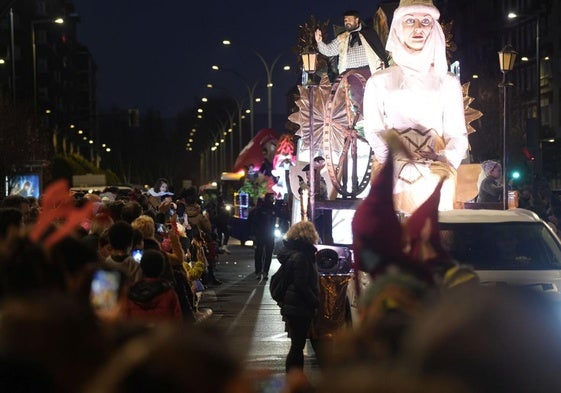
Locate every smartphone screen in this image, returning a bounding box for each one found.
[90,269,121,311]
[132,249,143,263]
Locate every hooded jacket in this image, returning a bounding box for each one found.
[124,277,182,322]
[276,239,320,319]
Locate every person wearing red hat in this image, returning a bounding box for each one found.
[363,0,468,214]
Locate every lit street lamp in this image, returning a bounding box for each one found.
[498,44,517,210]
[301,51,318,223]
[221,110,236,168]
[211,65,258,137]
[211,115,233,173]
[203,85,246,157]
[31,17,64,111]
[255,51,282,130]
[222,40,289,129]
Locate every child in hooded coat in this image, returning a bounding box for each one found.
[123,249,182,324]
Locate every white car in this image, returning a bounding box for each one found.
[439,208,561,299]
[347,208,561,324]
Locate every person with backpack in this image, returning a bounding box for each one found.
[274,220,320,373]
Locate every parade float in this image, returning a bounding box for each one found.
[220,128,283,244]
[282,10,490,338]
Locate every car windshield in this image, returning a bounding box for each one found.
[439,222,561,270]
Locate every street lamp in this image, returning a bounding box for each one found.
[210,135,224,181]
[222,40,287,129]
[8,7,15,100]
[301,51,317,222]
[221,110,236,168]
[211,65,258,137]
[198,94,243,177]
[203,85,246,157]
[211,116,232,174]
[498,44,517,210]
[508,10,541,174]
[31,17,64,111]
[256,51,282,130]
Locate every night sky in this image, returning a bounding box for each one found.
[72,0,388,120]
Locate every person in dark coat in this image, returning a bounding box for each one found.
[249,193,277,280]
[276,220,320,372]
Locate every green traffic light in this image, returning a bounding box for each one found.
[511,171,521,180]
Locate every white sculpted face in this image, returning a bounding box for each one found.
[401,13,434,51]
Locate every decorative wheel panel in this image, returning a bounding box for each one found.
[322,69,373,198]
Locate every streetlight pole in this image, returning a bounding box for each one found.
[31,17,64,111]
[9,8,16,100]
[198,99,237,177]
[535,14,541,174]
[246,82,257,137]
[203,84,249,155]
[213,117,231,175]
[308,84,316,223]
[222,110,236,168]
[498,44,517,210]
[253,51,282,129]
[302,51,318,223]
[211,65,258,137]
[221,40,287,129]
[31,21,37,110]
[508,10,541,174]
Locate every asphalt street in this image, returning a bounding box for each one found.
[198,242,322,386]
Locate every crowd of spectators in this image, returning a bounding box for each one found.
[0,178,243,392]
[3,171,561,393]
[515,176,561,235]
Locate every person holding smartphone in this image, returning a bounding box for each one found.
[101,221,143,284]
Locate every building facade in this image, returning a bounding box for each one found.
[0,0,99,160]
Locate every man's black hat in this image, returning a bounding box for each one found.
[343,10,360,17]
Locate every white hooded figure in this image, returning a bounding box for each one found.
[363,0,468,213]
